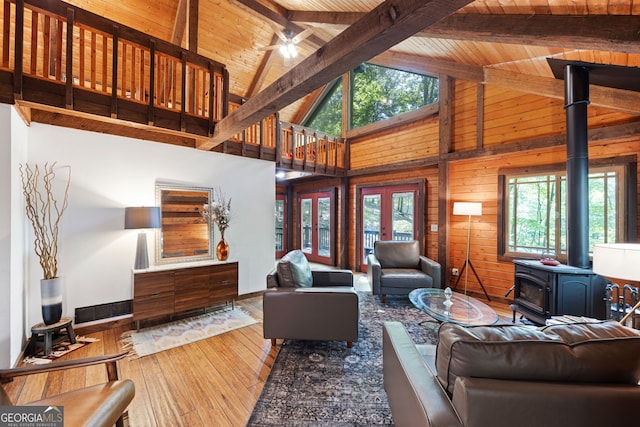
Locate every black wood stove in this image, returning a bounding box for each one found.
[512,260,608,325]
[511,62,614,325]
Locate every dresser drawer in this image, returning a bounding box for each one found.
[134,271,174,298]
[133,291,175,320]
[209,262,238,305]
[175,266,210,312]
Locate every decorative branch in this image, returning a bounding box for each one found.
[20,162,71,280]
[201,187,231,234]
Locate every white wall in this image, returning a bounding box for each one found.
[0,104,13,367]
[22,123,275,333]
[0,105,28,368]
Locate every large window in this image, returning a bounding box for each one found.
[305,79,343,136]
[303,63,438,135]
[351,63,438,129]
[501,164,631,259]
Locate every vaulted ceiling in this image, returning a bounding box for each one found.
[55,0,640,136]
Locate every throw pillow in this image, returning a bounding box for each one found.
[276,250,313,288]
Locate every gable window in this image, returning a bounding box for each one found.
[303,63,438,135]
[499,159,636,260]
[305,79,343,136]
[351,63,438,129]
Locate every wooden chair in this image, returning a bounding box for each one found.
[0,352,135,427]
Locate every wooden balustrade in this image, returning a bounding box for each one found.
[0,0,346,176]
[0,0,228,134]
[279,123,345,173]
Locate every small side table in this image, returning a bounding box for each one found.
[29,317,76,357]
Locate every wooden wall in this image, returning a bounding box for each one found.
[282,75,640,302]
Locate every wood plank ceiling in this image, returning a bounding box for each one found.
[41,0,640,142]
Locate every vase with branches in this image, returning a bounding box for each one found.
[201,188,231,261]
[20,162,71,324]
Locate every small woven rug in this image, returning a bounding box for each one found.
[23,336,99,365]
[247,292,439,426]
[121,307,259,358]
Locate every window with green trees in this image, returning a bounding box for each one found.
[305,79,343,136]
[502,166,624,258]
[303,63,438,135]
[351,63,438,129]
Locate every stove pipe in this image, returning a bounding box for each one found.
[564,64,591,269]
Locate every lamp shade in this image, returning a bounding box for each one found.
[592,243,640,281]
[453,202,482,216]
[124,207,161,229]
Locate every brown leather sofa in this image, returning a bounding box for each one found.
[383,320,640,427]
[264,250,359,347]
[367,240,441,302]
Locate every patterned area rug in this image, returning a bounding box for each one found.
[121,307,259,358]
[247,292,439,426]
[23,336,99,365]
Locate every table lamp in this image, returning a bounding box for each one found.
[593,243,640,325]
[125,206,161,269]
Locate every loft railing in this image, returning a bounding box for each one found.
[0,0,228,134]
[0,0,346,175]
[227,101,347,174]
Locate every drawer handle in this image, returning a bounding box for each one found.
[220,280,229,284]
[151,292,161,297]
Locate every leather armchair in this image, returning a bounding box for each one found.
[0,352,135,427]
[264,250,359,347]
[367,240,441,302]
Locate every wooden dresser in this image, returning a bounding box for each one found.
[132,261,238,328]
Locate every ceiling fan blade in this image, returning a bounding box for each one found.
[291,28,313,44]
[259,45,280,51]
[269,23,289,42]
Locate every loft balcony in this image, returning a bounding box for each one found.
[0,0,346,177]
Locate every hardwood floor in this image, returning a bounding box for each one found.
[4,291,514,427]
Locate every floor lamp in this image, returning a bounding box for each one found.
[125,206,161,270]
[452,202,491,301]
[593,243,640,326]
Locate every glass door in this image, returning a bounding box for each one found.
[275,194,286,258]
[360,184,418,271]
[300,191,333,264]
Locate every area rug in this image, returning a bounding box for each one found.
[121,307,259,358]
[23,336,100,365]
[247,292,439,426]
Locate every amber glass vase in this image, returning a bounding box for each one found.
[216,230,229,261]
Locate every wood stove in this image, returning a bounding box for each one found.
[512,260,608,325]
[510,61,615,325]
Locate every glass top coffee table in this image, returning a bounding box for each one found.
[409,288,499,326]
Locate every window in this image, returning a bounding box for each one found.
[501,164,628,259]
[305,79,343,136]
[303,63,439,134]
[351,63,438,129]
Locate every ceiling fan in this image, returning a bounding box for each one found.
[260,26,314,65]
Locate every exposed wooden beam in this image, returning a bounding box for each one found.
[247,34,280,97]
[290,12,640,54]
[288,10,363,26]
[231,0,326,49]
[484,68,640,115]
[423,14,640,54]
[171,0,187,46]
[200,0,474,150]
[188,0,198,51]
[371,50,483,82]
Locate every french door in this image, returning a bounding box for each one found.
[360,183,419,271]
[275,194,287,258]
[300,190,333,264]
